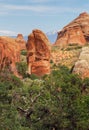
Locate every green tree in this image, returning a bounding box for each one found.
[0,72,24,130]
[16,62,27,78]
[0,66,89,130]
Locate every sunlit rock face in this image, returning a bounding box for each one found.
[73,47,89,78]
[55,12,89,47]
[55,25,86,47]
[15,34,26,50]
[0,36,21,77]
[26,29,51,76]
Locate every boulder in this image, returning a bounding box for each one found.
[73,47,89,78]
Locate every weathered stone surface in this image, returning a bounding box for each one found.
[55,12,89,47]
[32,61,50,76]
[15,34,26,50]
[55,26,86,47]
[73,46,89,78]
[0,36,21,77]
[26,29,51,76]
[67,12,89,42]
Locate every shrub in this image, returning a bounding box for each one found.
[21,50,27,56]
[1,65,89,130]
[30,74,39,80]
[16,62,27,78]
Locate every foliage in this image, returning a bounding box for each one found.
[50,59,54,64]
[21,50,27,56]
[16,62,27,78]
[29,74,39,80]
[0,72,23,130]
[65,44,82,51]
[0,66,89,130]
[51,46,60,52]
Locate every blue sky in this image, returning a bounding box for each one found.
[0,0,89,36]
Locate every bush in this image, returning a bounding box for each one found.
[16,62,27,78]
[30,74,39,80]
[21,50,27,56]
[65,44,82,51]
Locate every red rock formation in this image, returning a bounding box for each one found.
[0,36,21,77]
[55,12,89,47]
[66,12,89,42]
[15,34,26,50]
[55,26,86,47]
[17,34,24,39]
[26,29,51,76]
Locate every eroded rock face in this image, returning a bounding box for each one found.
[73,47,89,78]
[55,12,89,47]
[27,29,51,76]
[55,26,86,47]
[15,34,26,50]
[0,36,20,77]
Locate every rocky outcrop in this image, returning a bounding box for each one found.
[15,34,26,50]
[55,12,89,47]
[55,26,86,47]
[73,47,89,78]
[0,36,21,77]
[26,29,51,76]
[66,12,89,42]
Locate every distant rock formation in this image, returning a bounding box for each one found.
[55,12,89,47]
[0,36,21,77]
[73,47,89,78]
[15,34,26,50]
[55,26,86,47]
[26,29,51,76]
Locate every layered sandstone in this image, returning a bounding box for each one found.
[55,26,86,47]
[15,34,26,50]
[26,29,51,76]
[73,47,89,78]
[0,36,20,77]
[55,12,89,47]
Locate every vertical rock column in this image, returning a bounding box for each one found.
[26,29,51,76]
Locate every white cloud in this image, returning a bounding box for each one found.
[26,0,48,3]
[25,0,53,3]
[0,30,17,36]
[5,5,51,12]
[0,4,79,12]
[0,3,89,15]
[0,4,53,12]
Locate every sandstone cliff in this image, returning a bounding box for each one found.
[0,36,21,77]
[55,12,89,47]
[26,29,51,76]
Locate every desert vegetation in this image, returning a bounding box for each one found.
[0,11,89,130]
[0,65,89,130]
